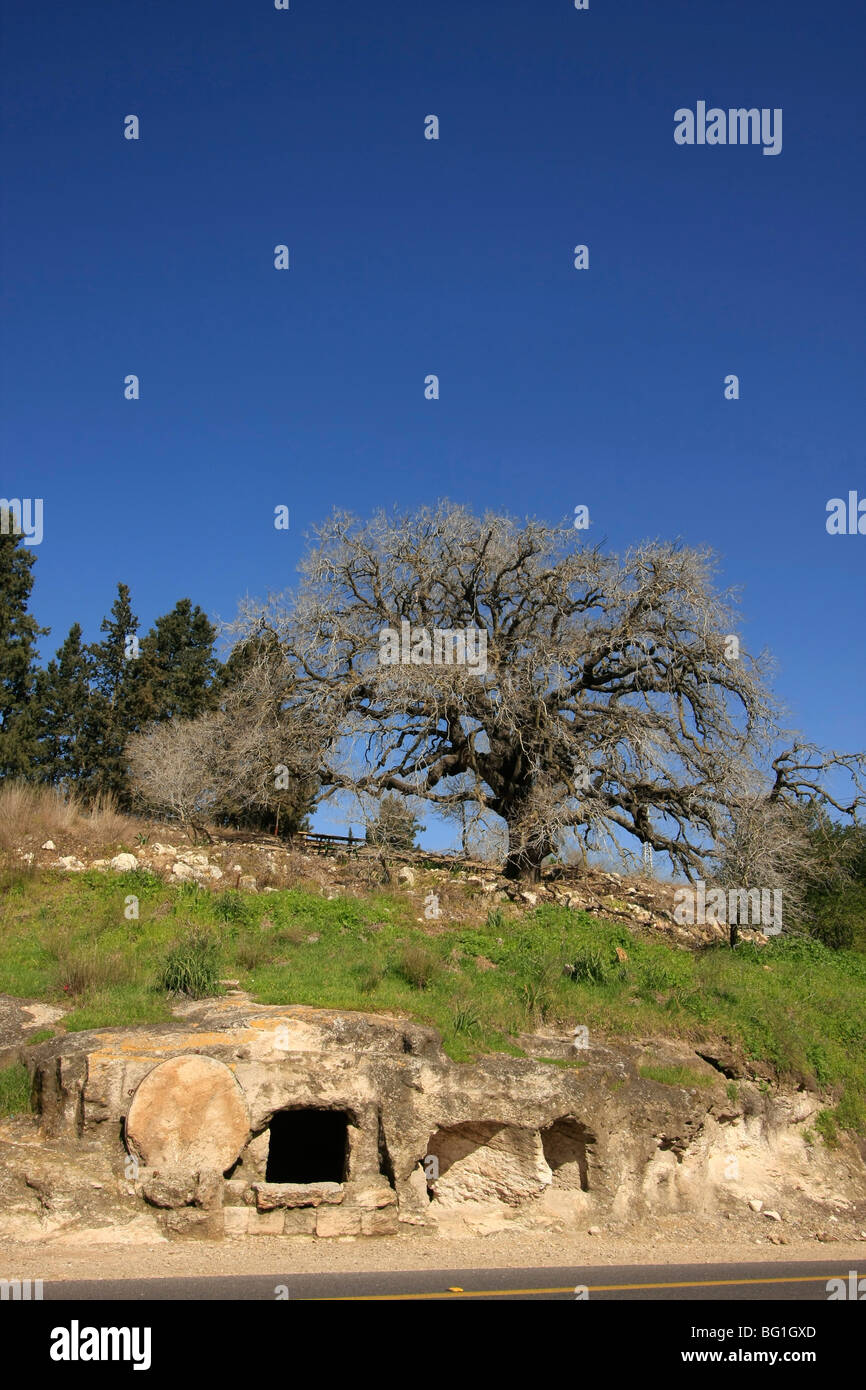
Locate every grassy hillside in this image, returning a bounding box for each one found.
[1,863,864,1138]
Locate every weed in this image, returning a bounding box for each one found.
[394,944,440,990]
[814,1108,840,1148]
[159,929,222,998]
[451,1002,481,1035]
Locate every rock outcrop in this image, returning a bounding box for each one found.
[0,1001,861,1243]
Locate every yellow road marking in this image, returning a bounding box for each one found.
[315,1273,836,1301]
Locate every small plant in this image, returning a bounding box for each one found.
[159,929,222,998]
[354,963,384,995]
[54,948,128,997]
[726,1080,739,1104]
[451,1002,481,1036]
[235,934,272,972]
[814,1108,840,1149]
[0,1062,33,1116]
[486,906,505,930]
[520,977,555,1024]
[26,1029,54,1045]
[213,890,249,925]
[638,959,681,993]
[135,832,149,847]
[394,944,440,990]
[565,944,617,986]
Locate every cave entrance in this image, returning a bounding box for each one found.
[541,1117,594,1191]
[265,1109,349,1184]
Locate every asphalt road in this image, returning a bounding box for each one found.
[37,1260,859,1301]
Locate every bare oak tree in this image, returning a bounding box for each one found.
[232,501,794,880]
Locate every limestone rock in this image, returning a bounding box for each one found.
[350,1182,397,1210]
[163,1209,223,1238]
[397,867,416,887]
[361,1207,399,1236]
[248,1210,285,1235]
[194,1168,224,1210]
[316,1206,361,1237]
[252,1181,343,1211]
[284,1208,317,1235]
[429,1122,552,1207]
[126,1055,250,1172]
[142,1169,196,1209]
[110,852,138,872]
[57,856,86,872]
[41,840,55,851]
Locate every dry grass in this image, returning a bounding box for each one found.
[0,781,141,856]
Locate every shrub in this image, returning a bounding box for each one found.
[394,944,440,990]
[213,890,250,925]
[565,943,622,986]
[159,929,222,998]
[814,1108,840,1148]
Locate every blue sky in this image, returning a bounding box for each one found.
[1,0,863,844]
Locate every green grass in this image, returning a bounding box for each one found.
[0,1062,33,1116]
[1,873,865,1133]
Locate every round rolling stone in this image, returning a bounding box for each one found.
[126,1055,250,1171]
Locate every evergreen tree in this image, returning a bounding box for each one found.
[87,584,142,802]
[368,793,421,851]
[0,520,47,778]
[134,598,219,723]
[214,631,318,836]
[34,624,94,787]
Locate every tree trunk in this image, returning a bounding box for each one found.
[503,832,551,882]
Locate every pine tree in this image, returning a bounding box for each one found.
[215,631,319,836]
[0,521,47,778]
[368,793,421,851]
[87,583,142,802]
[34,624,94,788]
[135,598,219,723]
